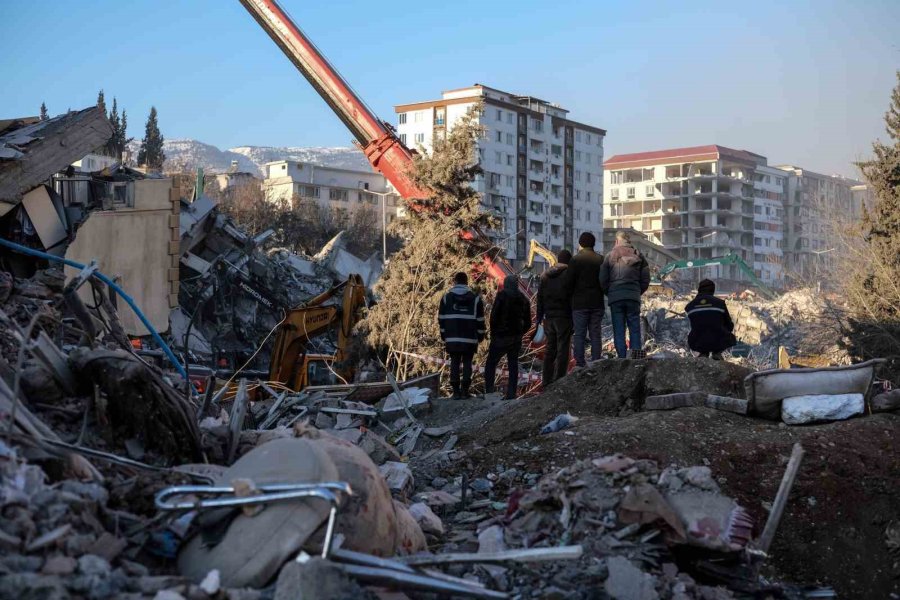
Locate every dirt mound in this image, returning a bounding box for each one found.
[448,403,900,599]
[474,358,750,444]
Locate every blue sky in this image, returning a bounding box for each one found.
[1,0,897,177]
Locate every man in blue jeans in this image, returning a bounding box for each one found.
[600,230,650,358]
[566,232,605,366]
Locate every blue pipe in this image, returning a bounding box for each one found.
[0,237,194,391]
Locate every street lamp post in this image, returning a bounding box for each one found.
[363,189,395,263]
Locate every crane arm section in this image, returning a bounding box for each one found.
[238,0,428,200]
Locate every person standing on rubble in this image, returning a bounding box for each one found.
[599,230,651,358]
[686,279,737,360]
[438,272,486,399]
[567,232,605,366]
[484,274,531,399]
[535,249,574,386]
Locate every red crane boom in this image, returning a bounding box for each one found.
[238,0,515,286]
[238,0,429,200]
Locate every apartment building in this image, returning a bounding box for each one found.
[262,160,403,229]
[775,165,867,278]
[603,145,788,290]
[395,84,606,263]
[751,165,786,284]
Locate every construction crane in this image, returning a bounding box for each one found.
[654,252,777,299]
[237,0,514,287]
[268,274,368,391]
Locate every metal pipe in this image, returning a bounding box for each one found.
[0,236,191,387]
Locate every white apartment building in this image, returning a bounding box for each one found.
[603,145,785,290]
[263,160,403,229]
[395,84,606,263]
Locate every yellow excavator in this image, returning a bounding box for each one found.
[268,274,368,391]
[522,239,558,271]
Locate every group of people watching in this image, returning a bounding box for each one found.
[438,230,736,400]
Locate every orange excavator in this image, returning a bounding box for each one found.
[268,274,367,391]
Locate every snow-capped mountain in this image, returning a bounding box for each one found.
[125,139,368,175]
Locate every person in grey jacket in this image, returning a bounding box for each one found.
[599,230,650,358]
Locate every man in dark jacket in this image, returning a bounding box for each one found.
[567,232,605,366]
[438,272,485,399]
[686,279,736,359]
[599,230,651,358]
[536,249,573,386]
[484,275,531,399]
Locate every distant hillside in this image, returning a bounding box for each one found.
[125,139,369,175]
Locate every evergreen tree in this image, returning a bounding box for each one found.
[844,71,900,373]
[96,89,106,115]
[39,102,48,121]
[137,106,165,170]
[106,98,121,158]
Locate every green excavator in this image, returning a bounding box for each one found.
[653,252,777,299]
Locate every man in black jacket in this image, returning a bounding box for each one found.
[686,279,736,359]
[567,232,605,366]
[536,249,573,386]
[484,274,531,399]
[438,272,485,399]
[599,230,650,358]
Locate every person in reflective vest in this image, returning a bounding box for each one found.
[438,272,485,398]
[686,279,736,359]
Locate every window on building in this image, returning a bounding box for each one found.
[495,151,502,164]
[645,184,654,197]
[585,133,591,144]
[575,131,583,142]
[506,133,514,146]
[399,133,407,145]
[495,131,502,143]
[754,206,762,214]
[611,171,623,184]
[550,205,562,216]
[575,151,582,162]
[414,133,425,143]
[414,111,424,123]
[586,152,592,164]
[330,189,349,202]
[506,175,514,187]
[496,109,502,121]
[300,185,319,198]
[575,170,581,181]
[611,188,619,200]
[754,237,762,246]
[626,187,635,199]
[585,172,592,183]
[530,118,543,132]
[398,113,407,124]
[586,210,591,221]
[576,189,581,200]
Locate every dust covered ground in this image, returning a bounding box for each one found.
[416,359,900,599]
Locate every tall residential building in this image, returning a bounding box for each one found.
[395,84,606,262]
[262,160,403,229]
[775,165,865,278]
[603,145,785,290]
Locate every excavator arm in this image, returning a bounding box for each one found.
[655,252,776,299]
[268,274,367,390]
[524,239,557,271]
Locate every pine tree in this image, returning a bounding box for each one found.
[137,106,165,170]
[96,90,106,115]
[845,71,900,371]
[106,98,121,158]
[39,102,48,121]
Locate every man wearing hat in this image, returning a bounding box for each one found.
[685,279,737,359]
[484,274,531,399]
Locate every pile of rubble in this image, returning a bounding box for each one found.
[175,195,383,371]
[642,289,850,368]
